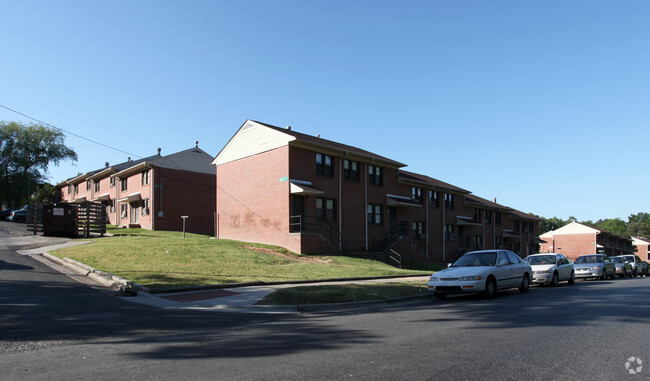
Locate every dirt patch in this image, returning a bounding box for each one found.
[244,245,332,264]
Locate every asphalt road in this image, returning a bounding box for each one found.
[1,220,649,380]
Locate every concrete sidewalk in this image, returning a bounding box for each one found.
[17,238,433,314]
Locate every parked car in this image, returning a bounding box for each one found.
[8,206,32,223]
[573,254,616,280]
[641,261,649,277]
[524,253,575,286]
[427,250,532,299]
[610,256,633,278]
[0,207,17,220]
[621,255,646,277]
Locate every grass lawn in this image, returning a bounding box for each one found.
[51,227,437,290]
[256,281,429,305]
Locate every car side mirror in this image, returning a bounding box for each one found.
[447,263,452,268]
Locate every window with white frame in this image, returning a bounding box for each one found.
[141,170,150,185]
[316,153,334,177]
[142,198,150,215]
[343,159,359,181]
[412,221,425,239]
[367,204,382,224]
[368,165,383,186]
[110,177,115,187]
[444,193,454,209]
[429,190,439,207]
[120,203,128,218]
[120,178,127,192]
[316,197,336,221]
[94,181,100,192]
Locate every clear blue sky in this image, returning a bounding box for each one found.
[2,1,649,222]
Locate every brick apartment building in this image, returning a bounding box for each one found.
[632,237,650,261]
[58,144,216,234]
[538,221,634,260]
[213,120,540,263]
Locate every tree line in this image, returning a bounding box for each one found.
[532,213,650,239]
[0,121,76,208]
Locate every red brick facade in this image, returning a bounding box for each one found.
[539,222,633,261]
[214,120,541,263]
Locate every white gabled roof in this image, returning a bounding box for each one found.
[541,221,601,237]
[212,120,296,166]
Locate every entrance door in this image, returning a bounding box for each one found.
[291,195,305,232]
[130,203,140,225]
[389,207,397,236]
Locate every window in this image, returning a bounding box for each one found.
[506,251,521,264]
[142,198,150,215]
[120,203,128,218]
[86,180,91,190]
[514,220,521,233]
[120,178,128,192]
[343,159,360,181]
[495,212,502,225]
[429,190,439,207]
[316,153,333,177]
[473,208,481,223]
[368,165,383,186]
[473,235,483,250]
[67,185,72,195]
[94,181,100,192]
[529,222,534,233]
[110,177,115,188]
[367,204,382,224]
[142,170,150,185]
[445,224,456,240]
[411,187,423,204]
[110,199,115,213]
[496,236,502,248]
[497,251,510,266]
[316,197,336,221]
[485,210,492,223]
[73,184,78,195]
[412,221,425,239]
[444,193,454,209]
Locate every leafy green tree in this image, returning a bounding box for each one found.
[0,121,76,207]
[593,218,627,237]
[627,212,650,237]
[33,183,62,204]
[536,215,568,234]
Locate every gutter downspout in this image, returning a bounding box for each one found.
[338,157,342,252]
[365,163,368,251]
[442,195,446,262]
[425,190,429,259]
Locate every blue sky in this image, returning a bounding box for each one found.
[2,1,649,222]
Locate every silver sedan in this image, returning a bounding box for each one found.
[524,253,575,286]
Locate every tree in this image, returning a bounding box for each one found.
[0,121,77,207]
[627,212,650,237]
[33,183,62,204]
[593,218,627,237]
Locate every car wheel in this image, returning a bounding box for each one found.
[434,292,447,300]
[550,272,559,287]
[484,277,497,298]
[519,274,530,293]
[568,271,575,285]
[610,270,616,280]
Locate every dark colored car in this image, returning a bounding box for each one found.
[0,208,18,220]
[8,206,32,223]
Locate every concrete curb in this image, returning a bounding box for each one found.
[41,252,151,294]
[151,273,432,294]
[295,293,431,312]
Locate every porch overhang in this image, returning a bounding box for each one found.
[502,230,522,238]
[290,181,324,195]
[117,192,142,203]
[457,216,482,226]
[535,237,547,244]
[386,194,422,208]
[92,193,111,202]
[73,195,87,203]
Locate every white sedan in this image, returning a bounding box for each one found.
[428,250,532,299]
[524,253,575,286]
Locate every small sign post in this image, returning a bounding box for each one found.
[181,216,189,238]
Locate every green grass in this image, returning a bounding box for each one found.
[51,227,432,290]
[256,281,429,305]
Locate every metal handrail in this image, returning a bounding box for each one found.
[388,248,402,268]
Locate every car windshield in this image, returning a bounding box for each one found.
[611,257,624,264]
[452,252,496,267]
[526,255,556,265]
[575,256,603,264]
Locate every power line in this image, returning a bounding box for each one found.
[0,104,143,159]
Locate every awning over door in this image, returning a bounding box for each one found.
[457,216,482,226]
[117,192,142,203]
[386,194,422,207]
[92,193,111,202]
[73,195,87,203]
[290,181,324,195]
[502,229,522,238]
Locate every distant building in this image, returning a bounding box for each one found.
[539,221,633,260]
[212,119,540,262]
[57,144,216,234]
[632,237,650,261]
